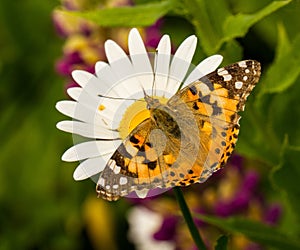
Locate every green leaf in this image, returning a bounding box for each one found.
[214,235,228,250]
[236,23,300,164]
[59,1,173,27]
[276,22,291,59]
[258,30,300,98]
[181,0,291,54]
[237,104,281,165]
[179,0,231,55]
[197,214,300,250]
[218,40,243,66]
[271,137,300,236]
[223,1,291,44]
[267,77,300,148]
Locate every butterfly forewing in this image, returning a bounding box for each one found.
[169,60,261,181]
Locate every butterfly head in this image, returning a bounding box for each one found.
[143,90,161,110]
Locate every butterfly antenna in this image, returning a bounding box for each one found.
[98,94,144,102]
[141,86,152,106]
[152,50,158,97]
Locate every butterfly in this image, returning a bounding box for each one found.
[96,60,261,201]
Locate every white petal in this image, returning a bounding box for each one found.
[153,35,171,95]
[73,154,112,180]
[56,120,119,139]
[95,61,107,76]
[97,58,138,101]
[68,87,120,119]
[94,62,129,98]
[135,189,149,198]
[165,35,197,96]
[105,39,128,63]
[56,101,112,128]
[67,87,82,101]
[182,54,223,87]
[105,40,139,95]
[71,70,94,88]
[62,140,120,162]
[67,87,100,112]
[128,28,153,92]
[56,100,77,118]
[72,69,117,99]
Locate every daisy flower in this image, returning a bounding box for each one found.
[56,28,223,199]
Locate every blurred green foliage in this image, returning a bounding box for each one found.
[1,0,300,249]
[0,1,93,249]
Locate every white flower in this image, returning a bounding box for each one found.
[56,28,223,197]
[127,206,175,250]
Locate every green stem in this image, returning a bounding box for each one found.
[173,187,207,250]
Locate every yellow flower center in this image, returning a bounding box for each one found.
[118,96,168,140]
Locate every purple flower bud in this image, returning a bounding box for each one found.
[55,52,83,76]
[242,171,259,192]
[52,14,68,37]
[230,154,244,170]
[145,19,163,48]
[231,190,250,211]
[246,242,264,250]
[214,201,234,217]
[62,0,78,10]
[56,59,73,76]
[264,204,282,225]
[65,80,80,91]
[153,215,178,241]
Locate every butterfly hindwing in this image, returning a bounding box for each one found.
[96,118,183,200]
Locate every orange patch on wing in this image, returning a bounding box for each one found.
[210,95,239,111]
[137,164,150,179]
[128,161,137,176]
[191,163,204,176]
[187,88,198,101]
[164,154,176,165]
[131,134,145,147]
[196,102,213,116]
[202,121,213,134]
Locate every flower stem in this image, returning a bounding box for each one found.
[173,187,207,250]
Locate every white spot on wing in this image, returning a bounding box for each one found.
[120,177,128,185]
[98,177,105,186]
[243,76,248,81]
[109,160,115,170]
[238,61,247,67]
[135,189,149,198]
[223,74,232,81]
[235,81,243,89]
[245,69,250,74]
[113,184,119,189]
[114,166,121,174]
[217,69,229,75]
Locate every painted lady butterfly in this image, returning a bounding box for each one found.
[96,60,261,201]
